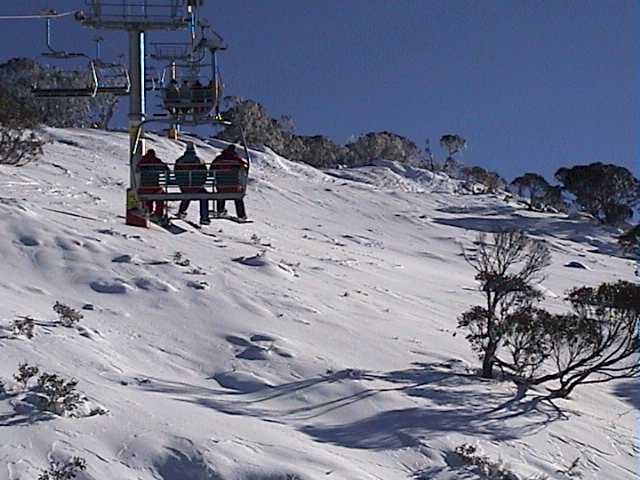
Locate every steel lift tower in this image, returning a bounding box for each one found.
[76,0,193,226]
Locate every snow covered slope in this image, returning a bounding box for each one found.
[0,128,637,480]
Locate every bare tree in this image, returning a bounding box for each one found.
[459,230,551,378]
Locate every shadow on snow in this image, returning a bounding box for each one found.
[137,362,568,452]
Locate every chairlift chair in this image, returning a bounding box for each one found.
[94,61,131,95]
[32,60,99,98]
[158,61,223,124]
[78,0,191,31]
[32,11,99,98]
[129,118,251,208]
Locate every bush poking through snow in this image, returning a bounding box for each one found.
[556,457,584,478]
[0,128,45,166]
[53,302,83,328]
[172,251,191,267]
[11,316,35,339]
[14,362,39,389]
[0,77,46,166]
[454,443,525,480]
[618,224,640,257]
[38,456,87,480]
[35,373,82,415]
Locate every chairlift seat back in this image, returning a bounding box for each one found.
[174,166,208,190]
[211,164,247,193]
[139,164,170,190]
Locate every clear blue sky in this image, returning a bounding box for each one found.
[0,1,637,180]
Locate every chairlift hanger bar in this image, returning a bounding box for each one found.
[42,12,89,59]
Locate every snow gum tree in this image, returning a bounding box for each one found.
[555,162,638,225]
[440,133,467,177]
[510,173,550,210]
[460,235,640,398]
[345,131,423,166]
[0,80,45,166]
[462,166,505,194]
[527,281,640,399]
[459,230,551,379]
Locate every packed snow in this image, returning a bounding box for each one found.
[0,128,637,479]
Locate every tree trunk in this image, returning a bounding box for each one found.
[481,341,498,378]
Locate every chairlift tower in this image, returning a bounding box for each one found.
[76,0,192,227]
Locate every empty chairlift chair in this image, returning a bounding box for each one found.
[94,61,131,95]
[32,60,99,98]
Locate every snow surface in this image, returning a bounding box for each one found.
[0,128,637,479]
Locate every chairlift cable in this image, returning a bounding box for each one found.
[0,10,78,20]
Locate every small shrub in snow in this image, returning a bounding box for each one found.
[35,373,82,415]
[14,362,39,389]
[454,443,519,480]
[0,76,45,166]
[0,128,45,166]
[556,457,583,478]
[618,225,640,256]
[11,316,35,339]
[172,251,191,267]
[53,302,83,328]
[38,456,86,480]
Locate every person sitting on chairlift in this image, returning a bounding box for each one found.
[211,144,249,220]
[179,80,191,114]
[175,142,210,224]
[192,79,208,114]
[137,149,170,222]
[166,79,180,115]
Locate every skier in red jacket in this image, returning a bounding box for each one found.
[137,149,169,220]
[210,144,249,219]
